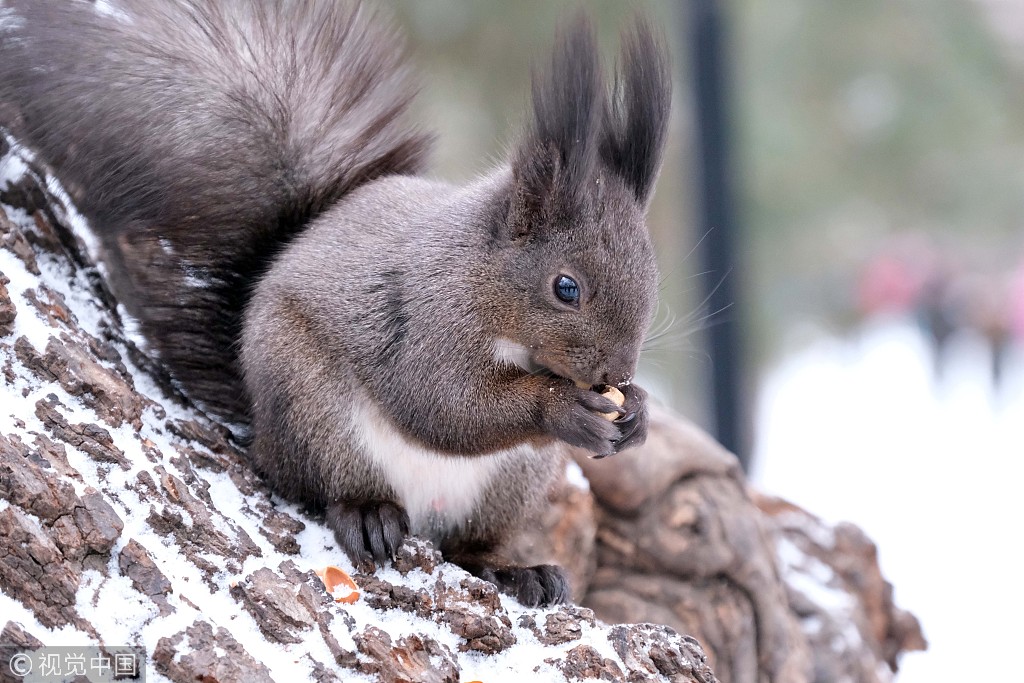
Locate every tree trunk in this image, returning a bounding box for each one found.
[0,139,922,682]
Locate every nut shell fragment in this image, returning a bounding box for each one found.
[315,565,360,604]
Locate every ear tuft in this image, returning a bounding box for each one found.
[510,13,604,236]
[601,18,672,206]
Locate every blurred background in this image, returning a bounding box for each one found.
[392,1,1024,680]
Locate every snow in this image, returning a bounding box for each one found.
[0,250,59,351]
[752,317,1024,682]
[0,149,29,183]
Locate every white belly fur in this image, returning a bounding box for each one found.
[351,401,530,534]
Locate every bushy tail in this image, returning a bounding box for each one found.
[0,0,431,425]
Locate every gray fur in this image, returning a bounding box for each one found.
[0,0,430,420]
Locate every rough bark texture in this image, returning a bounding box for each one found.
[0,142,923,682]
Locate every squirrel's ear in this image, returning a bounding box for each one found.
[600,18,672,207]
[507,14,604,239]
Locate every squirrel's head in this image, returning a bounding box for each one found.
[487,14,671,389]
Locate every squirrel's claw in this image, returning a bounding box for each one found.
[614,411,637,425]
[327,499,410,572]
[542,382,624,457]
[470,563,570,607]
[610,383,649,454]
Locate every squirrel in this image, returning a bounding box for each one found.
[0,0,671,607]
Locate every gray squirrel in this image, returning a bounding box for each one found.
[0,0,670,606]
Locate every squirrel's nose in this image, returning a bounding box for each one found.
[600,368,633,388]
[600,350,638,387]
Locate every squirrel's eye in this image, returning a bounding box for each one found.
[554,275,580,305]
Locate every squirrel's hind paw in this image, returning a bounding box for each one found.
[327,500,410,573]
[470,563,571,608]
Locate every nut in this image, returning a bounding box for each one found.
[599,385,625,421]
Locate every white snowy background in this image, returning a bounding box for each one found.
[752,317,1024,682]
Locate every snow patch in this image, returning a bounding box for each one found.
[776,538,852,614]
[0,249,64,351]
[1,149,29,185]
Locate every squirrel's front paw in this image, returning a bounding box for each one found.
[326,500,410,572]
[543,382,650,458]
[602,382,649,457]
[543,384,626,457]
